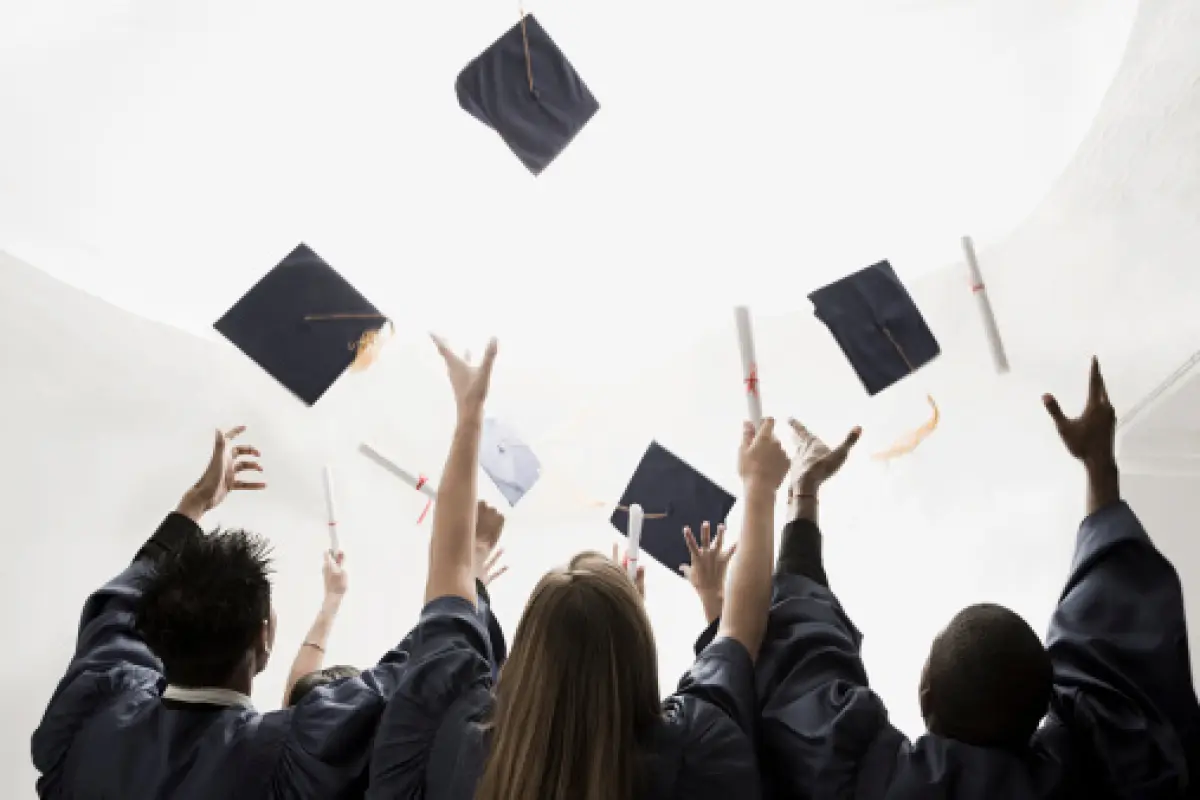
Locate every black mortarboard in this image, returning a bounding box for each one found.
[215,243,388,406]
[808,260,941,396]
[456,13,599,175]
[609,442,737,577]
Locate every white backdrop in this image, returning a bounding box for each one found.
[3,1,1200,798]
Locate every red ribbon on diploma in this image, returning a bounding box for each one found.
[415,475,433,524]
[744,365,760,396]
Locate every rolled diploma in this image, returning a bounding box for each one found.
[359,443,439,498]
[734,307,764,425]
[322,465,340,553]
[626,503,644,580]
[961,236,1010,374]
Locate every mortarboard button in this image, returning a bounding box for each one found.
[215,243,389,406]
[609,442,736,577]
[456,13,600,175]
[807,259,941,397]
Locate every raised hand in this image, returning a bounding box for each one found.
[790,420,861,491]
[738,418,791,490]
[179,426,265,520]
[611,543,646,599]
[432,335,498,420]
[323,550,348,598]
[1043,356,1117,468]
[473,501,507,586]
[682,522,735,625]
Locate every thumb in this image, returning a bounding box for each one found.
[1043,394,1067,427]
[679,565,692,579]
[741,421,756,448]
[753,417,776,444]
[335,551,345,566]
[838,425,863,454]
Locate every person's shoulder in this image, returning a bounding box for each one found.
[655,694,761,797]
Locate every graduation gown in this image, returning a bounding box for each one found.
[700,503,1199,799]
[366,595,762,799]
[30,512,508,800]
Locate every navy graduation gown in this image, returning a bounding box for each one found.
[30,512,507,800]
[728,505,1199,799]
[366,595,762,799]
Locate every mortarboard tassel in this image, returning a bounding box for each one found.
[872,327,940,461]
[304,313,394,372]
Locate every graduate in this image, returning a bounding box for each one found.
[704,358,1199,798]
[29,425,508,799]
[366,337,791,800]
[283,543,508,707]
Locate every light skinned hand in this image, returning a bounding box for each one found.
[611,543,646,599]
[184,426,266,514]
[681,522,735,623]
[473,501,507,585]
[1043,356,1117,468]
[737,418,791,490]
[323,550,349,597]
[789,419,861,490]
[432,335,498,419]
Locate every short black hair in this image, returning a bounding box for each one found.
[921,603,1052,749]
[135,528,273,688]
[287,665,362,706]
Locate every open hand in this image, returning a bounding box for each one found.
[738,418,791,490]
[179,426,265,519]
[323,550,349,597]
[432,335,498,419]
[473,501,507,585]
[611,543,646,599]
[1043,356,1117,468]
[681,522,735,625]
[790,420,861,490]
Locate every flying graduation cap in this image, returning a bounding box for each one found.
[215,243,392,406]
[456,12,599,175]
[808,260,941,460]
[609,442,737,577]
[480,417,542,506]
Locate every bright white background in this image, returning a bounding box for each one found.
[3,1,1200,798]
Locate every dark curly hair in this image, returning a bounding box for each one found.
[135,528,274,688]
[920,602,1053,749]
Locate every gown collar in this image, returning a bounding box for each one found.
[163,685,256,711]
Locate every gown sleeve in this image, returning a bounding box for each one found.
[1046,500,1200,797]
[31,512,198,779]
[274,586,506,798]
[668,637,763,798]
[366,596,497,799]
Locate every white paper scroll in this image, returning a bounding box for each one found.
[961,236,1010,374]
[322,465,340,553]
[734,307,764,426]
[626,503,644,580]
[359,443,439,498]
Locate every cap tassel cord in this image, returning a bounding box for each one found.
[519,7,535,93]
[872,326,939,461]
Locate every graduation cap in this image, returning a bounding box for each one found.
[456,12,599,175]
[609,442,737,577]
[480,417,541,506]
[215,243,391,406]
[808,260,941,459]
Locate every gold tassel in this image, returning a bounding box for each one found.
[871,327,940,461]
[304,313,394,372]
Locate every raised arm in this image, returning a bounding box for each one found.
[717,419,790,661]
[424,337,498,607]
[1042,358,1200,794]
[32,427,265,779]
[282,550,348,706]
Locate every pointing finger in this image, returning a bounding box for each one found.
[232,480,267,490]
[683,527,701,560]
